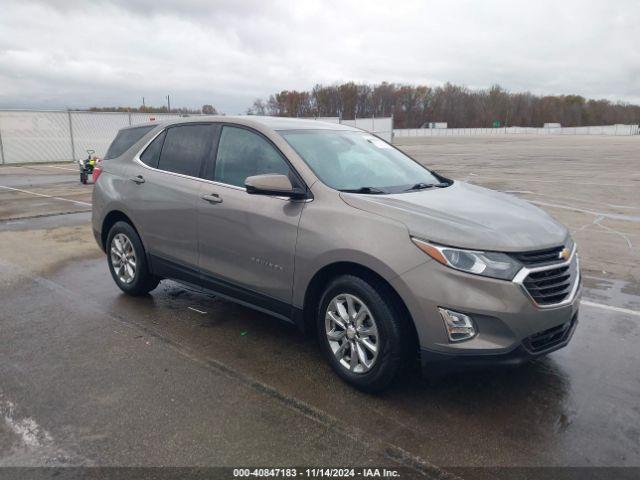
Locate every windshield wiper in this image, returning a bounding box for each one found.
[404,182,449,191]
[339,186,386,194]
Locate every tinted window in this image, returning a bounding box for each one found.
[214,126,290,187]
[157,124,213,177]
[105,125,154,159]
[139,131,166,168]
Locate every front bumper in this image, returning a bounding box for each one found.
[390,253,581,373]
[420,313,578,376]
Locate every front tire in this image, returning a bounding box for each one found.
[317,275,409,392]
[106,221,160,296]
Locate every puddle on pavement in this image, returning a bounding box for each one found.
[583,275,640,310]
[7,252,640,467]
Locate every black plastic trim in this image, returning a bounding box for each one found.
[420,314,578,377]
[149,254,299,326]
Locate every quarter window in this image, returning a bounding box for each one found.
[157,124,213,177]
[105,125,154,160]
[139,130,166,168]
[214,126,290,187]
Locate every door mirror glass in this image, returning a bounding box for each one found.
[245,174,304,198]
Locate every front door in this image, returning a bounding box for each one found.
[197,125,305,308]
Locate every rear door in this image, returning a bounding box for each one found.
[197,125,305,308]
[126,123,219,270]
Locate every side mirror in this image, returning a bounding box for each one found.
[245,174,307,199]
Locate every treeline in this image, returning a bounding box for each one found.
[247,82,640,128]
[88,104,218,114]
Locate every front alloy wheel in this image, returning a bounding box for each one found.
[325,293,379,373]
[317,274,411,392]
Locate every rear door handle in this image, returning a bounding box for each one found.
[201,193,223,204]
[130,175,145,184]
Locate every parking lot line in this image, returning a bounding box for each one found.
[581,300,640,317]
[467,175,637,188]
[188,306,208,314]
[39,165,78,172]
[0,185,92,207]
[528,200,640,222]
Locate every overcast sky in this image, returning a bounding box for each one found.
[1,0,638,113]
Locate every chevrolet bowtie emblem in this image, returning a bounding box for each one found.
[559,248,570,260]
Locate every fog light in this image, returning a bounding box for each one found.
[438,308,476,342]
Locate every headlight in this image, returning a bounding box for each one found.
[411,238,522,280]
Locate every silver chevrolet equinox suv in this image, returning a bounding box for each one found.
[92,116,580,391]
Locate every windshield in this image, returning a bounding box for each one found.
[279,129,444,193]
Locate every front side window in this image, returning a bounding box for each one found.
[157,124,213,177]
[214,126,290,188]
[280,130,443,193]
[105,125,154,159]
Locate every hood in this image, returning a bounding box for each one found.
[340,181,568,252]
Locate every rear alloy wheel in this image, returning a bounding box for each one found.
[110,233,137,284]
[106,221,160,296]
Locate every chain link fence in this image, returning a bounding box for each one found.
[2,110,637,164]
[0,111,394,164]
[394,124,640,138]
[0,110,184,164]
[341,117,393,142]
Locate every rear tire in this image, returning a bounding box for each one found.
[316,274,409,392]
[106,221,160,296]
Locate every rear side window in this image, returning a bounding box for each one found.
[140,131,166,168]
[214,126,290,187]
[105,125,154,159]
[157,124,213,177]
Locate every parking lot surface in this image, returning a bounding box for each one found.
[0,135,638,474]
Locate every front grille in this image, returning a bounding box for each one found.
[523,316,576,353]
[512,246,565,267]
[522,255,579,306]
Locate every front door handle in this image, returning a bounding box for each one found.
[130,175,145,184]
[201,193,223,204]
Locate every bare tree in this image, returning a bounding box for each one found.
[201,104,218,115]
[249,82,640,128]
[247,99,267,115]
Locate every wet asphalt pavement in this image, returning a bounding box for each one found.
[0,137,639,475]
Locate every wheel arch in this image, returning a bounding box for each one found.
[301,261,419,355]
[101,210,142,251]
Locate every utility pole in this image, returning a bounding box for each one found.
[167,95,171,113]
[142,97,145,108]
[67,110,76,162]
[0,121,5,165]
